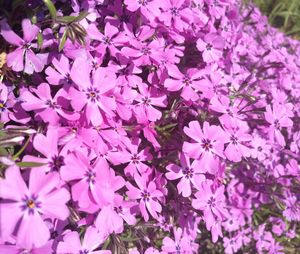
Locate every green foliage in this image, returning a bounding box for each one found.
[248,0,300,38]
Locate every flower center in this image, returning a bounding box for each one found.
[274,119,280,129]
[138,0,148,6]
[85,170,96,184]
[20,249,31,254]
[27,200,35,209]
[170,7,179,16]
[114,206,123,213]
[183,76,191,86]
[141,190,150,201]
[230,135,238,145]
[79,250,89,254]
[21,194,41,215]
[49,155,65,171]
[206,43,212,51]
[86,88,100,102]
[45,99,60,109]
[201,139,212,151]
[0,100,6,111]
[141,47,150,55]
[142,97,151,105]
[102,36,111,45]
[183,167,194,179]
[131,154,140,164]
[207,197,216,207]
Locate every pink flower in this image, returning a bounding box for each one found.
[95,196,136,235]
[0,85,14,123]
[159,0,193,32]
[192,181,228,221]
[250,135,271,162]
[162,228,192,253]
[134,82,167,123]
[197,33,225,63]
[192,182,228,239]
[0,19,47,74]
[221,116,252,162]
[45,55,72,86]
[121,26,164,66]
[126,173,163,221]
[109,137,152,176]
[124,0,161,21]
[60,151,124,212]
[183,121,226,168]
[23,128,65,173]
[87,22,125,58]
[57,227,110,254]
[20,83,79,125]
[164,65,206,101]
[283,192,300,222]
[0,166,70,248]
[166,153,205,197]
[69,58,117,126]
[264,103,293,147]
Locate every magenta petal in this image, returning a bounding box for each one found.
[6,48,24,72]
[104,22,119,38]
[24,50,45,74]
[83,226,106,251]
[29,170,59,196]
[0,21,23,46]
[70,58,92,89]
[86,103,103,126]
[0,166,28,201]
[0,203,23,240]
[22,19,39,42]
[33,131,58,158]
[57,231,81,253]
[17,212,50,249]
[42,188,70,220]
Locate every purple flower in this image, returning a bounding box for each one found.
[197,33,225,63]
[69,58,117,126]
[57,227,110,254]
[164,65,206,101]
[45,55,72,86]
[159,0,193,32]
[162,228,192,253]
[0,19,47,74]
[0,166,70,248]
[21,83,79,125]
[166,153,205,197]
[192,182,228,241]
[126,173,163,221]
[264,103,293,147]
[183,121,226,169]
[60,151,124,212]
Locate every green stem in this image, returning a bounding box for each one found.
[12,137,30,161]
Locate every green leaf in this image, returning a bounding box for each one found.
[56,11,89,24]
[37,32,43,49]
[56,16,78,24]
[59,30,68,52]
[12,138,30,161]
[16,161,46,168]
[43,0,57,20]
[72,11,89,22]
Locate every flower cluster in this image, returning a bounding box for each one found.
[0,0,299,253]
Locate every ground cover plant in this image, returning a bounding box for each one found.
[0,0,300,253]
